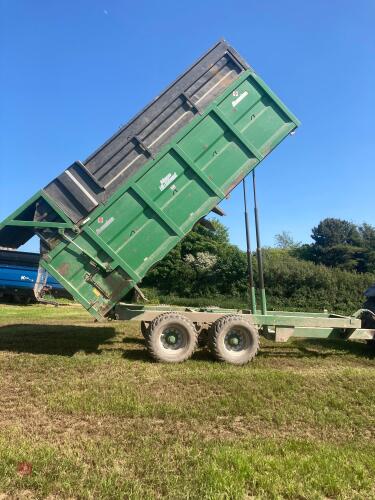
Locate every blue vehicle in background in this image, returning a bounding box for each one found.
[0,250,70,303]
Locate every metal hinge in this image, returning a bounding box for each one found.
[181,92,202,115]
[84,273,110,299]
[133,136,154,159]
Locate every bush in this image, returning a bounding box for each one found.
[262,249,374,314]
[141,221,375,315]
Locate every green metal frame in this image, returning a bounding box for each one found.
[83,226,141,281]
[114,304,360,328]
[114,303,375,342]
[0,190,74,230]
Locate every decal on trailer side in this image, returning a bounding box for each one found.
[232,91,248,107]
[96,217,115,234]
[159,172,177,191]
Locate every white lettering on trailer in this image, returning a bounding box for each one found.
[20,275,33,282]
[159,172,177,191]
[96,216,115,234]
[232,91,248,108]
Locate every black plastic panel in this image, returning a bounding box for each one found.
[0,249,40,267]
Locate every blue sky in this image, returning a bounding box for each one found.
[1,0,374,252]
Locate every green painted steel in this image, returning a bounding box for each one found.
[113,304,363,328]
[1,191,74,230]
[1,69,299,320]
[114,303,367,340]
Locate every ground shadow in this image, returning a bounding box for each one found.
[121,336,145,346]
[259,338,375,360]
[0,323,116,356]
[121,347,151,362]
[2,323,372,362]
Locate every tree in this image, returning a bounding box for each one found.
[143,219,246,296]
[359,223,375,250]
[143,217,375,306]
[274,231,300,249]
[295,218,375,273]
[311,218,361,247]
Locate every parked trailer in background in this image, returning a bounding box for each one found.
[1,40,374,363]
[0,250,69,303]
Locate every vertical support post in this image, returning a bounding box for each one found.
[252,169,267,315]
[242,179,257,314]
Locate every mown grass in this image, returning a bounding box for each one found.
[0,302,374,499]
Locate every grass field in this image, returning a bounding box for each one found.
[0,303,374,499]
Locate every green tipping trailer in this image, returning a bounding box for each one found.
[0,40,299,320]
[1,40,374,364]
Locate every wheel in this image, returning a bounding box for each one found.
[140,321,150,339]
[209,315,259,365]
[146,313,198,363]
[362,298,375,329]
[361,298,375,348]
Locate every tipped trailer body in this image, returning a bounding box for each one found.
[0,40,299,321]
[1,40,373,364]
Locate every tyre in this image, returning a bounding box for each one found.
[146,313,198,363]
[362,298,375,329]
[209,314,259,365]
[362,298,375,348]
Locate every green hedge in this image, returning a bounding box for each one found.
[142,249,375,315]
[141,222,375,315]
[261,249,374,314]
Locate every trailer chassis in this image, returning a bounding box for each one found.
[114,304,374,342]
[112,303,375,364]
